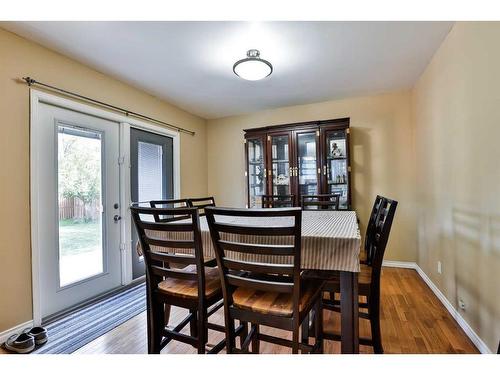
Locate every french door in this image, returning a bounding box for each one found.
[130,128,174,279]
[35,102,122,319]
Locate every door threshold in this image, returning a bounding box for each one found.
[42,278,145,325]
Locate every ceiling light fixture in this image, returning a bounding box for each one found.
[233,49,273,81]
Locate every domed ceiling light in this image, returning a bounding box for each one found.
[233,49,273,81]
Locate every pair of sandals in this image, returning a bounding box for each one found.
[3,327,48,354]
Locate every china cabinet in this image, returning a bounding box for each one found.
[244,118,352,209]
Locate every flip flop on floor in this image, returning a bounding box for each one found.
[3,333,35,354]
[23,326,48,346]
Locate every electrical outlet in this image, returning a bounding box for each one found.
[437,261,442,274]
[458,299,466,310]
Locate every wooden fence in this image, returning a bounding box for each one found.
[59,197,100,221]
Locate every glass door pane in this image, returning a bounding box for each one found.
[325,129,349,209]
[57,125,104,287]
[138,141,163,202]
[270,135,290,196]
[130,128,174,279]
[297,132,318,198]
[247,138,266,208]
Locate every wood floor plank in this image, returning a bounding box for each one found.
[0,267,480,354]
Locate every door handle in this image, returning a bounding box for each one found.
[114,215,122,223]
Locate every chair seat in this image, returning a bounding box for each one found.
[232,279,323,317]
[157,265,221,299]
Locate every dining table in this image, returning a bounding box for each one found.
[142,209,362,354]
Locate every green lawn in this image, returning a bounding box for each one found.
[59,219,101,257]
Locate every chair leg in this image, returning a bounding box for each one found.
[301,312,310,346]
[251,324,260,353]
[164,303,171,327]
[189,309,198,339]
[329,291,335,302]
[225,317,236,354]
[146,291,154,354]
[238,320,248,352]
[151,299,164,354]
[369,296,383,354]
[314,299,324,354]
[197,308,207,354]
[292,322,300,354]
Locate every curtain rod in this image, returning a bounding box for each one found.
[22,77,195,136]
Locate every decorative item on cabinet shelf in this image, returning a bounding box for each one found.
[274,174,290,185]
[329,141,344,158]
[329,137,347,158]
[329,174,347,184]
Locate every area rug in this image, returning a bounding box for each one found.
[33,282,146,354]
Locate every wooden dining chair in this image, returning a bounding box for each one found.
[131,204,230,354]
[149,199,189,223]
[301,194,341,210]
[187,197,216,216]
[261,194,295,208]
[320,196,398,353]
[361,195,384,264]
[205,206,324,354]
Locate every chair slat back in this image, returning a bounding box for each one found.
[131,204,205,291]
[301,194,340,210]
[365,195,384,263]
[261,194,295,208]
[150,199,189,222]
[368,197,398,273]
[187,197,216,216]
[205,207,302,317]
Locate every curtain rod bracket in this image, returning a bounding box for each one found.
[23,77,35,86]
[21,76,195,136]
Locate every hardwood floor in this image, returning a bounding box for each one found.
[73,267,478,354]
[0,267,478,355]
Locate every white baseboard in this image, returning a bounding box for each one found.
[383,260,491,354]
[0,320,33,344]
[382,260,418,269]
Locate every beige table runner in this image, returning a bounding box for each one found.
[141,210,361,273]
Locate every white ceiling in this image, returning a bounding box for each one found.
[2,21,453,119]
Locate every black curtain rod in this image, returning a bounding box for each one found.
[22,77,195,136]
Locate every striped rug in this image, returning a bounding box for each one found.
[33,282,146,354]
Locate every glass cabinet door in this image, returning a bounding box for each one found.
[324,129,350,209]
[297,132,319,198]
[269,134,291,197]
[246,138,266,208]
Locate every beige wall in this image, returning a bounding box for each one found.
[207,91,417,264]
[412,22,500,352]
[0,28,208,332]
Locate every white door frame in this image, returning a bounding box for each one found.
[30,89,181,325]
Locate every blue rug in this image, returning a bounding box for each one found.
[33,283,146,354]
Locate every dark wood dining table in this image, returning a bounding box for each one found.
[143,210,362,353]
